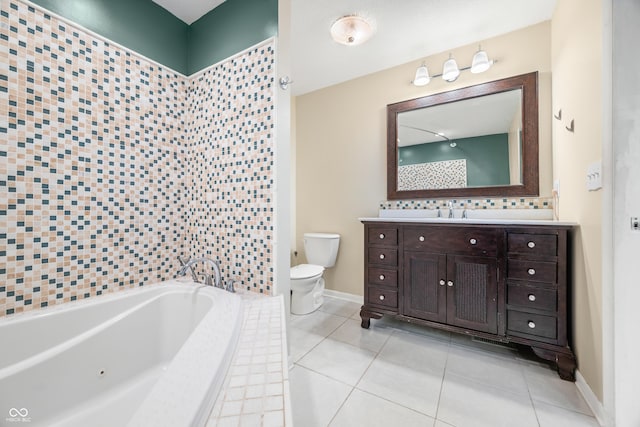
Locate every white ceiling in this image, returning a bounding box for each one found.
[151,0,225,25]
[151,0,557,94]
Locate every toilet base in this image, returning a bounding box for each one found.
[291,277,325,315]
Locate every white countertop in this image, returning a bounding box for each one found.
[359,217,577,226]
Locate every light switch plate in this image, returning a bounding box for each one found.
[586,161,602,191]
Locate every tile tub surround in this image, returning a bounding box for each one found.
[0,0,276,317]
[289,296,599,427]
[207,293,292,427]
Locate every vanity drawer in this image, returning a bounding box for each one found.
[368,227,398,246]
[507,259,557,283]
[508,233,557,257]
[507,283,557,312]
[403,227,498,256]
[368,267,398,287]
[368,247,398,266]
[507,310,557,340]
[367,286,398,309]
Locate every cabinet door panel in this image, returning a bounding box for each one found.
[447,256,498,334]
[403,251,446,322]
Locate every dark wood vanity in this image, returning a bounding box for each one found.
[360,220,577,381]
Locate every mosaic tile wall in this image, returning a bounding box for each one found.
[184,44,275,295]
[380,197,553,210]
[0,0,276,317]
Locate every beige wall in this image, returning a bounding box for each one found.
[295,22,552,297]
[551,0,603,401]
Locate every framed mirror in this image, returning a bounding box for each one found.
[387,72,539,200]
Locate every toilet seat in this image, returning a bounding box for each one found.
[290,264,324,280]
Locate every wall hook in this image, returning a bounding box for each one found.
[554,109,562,120]
[279,76,294,90]
[565,119,574,132]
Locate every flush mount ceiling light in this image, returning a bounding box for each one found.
[412,46,495,86]
[330,15,374,46]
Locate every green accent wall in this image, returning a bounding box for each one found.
[187,0,278,74]
[399,134,511,187]
[29,0,189,73]
[28,0,279,76]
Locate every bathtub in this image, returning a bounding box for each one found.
[0,280,243,427]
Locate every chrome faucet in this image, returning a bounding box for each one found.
[178,257,222,289]
[448,200,454,218]
[177,256,199,282]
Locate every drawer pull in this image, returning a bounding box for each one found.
[469,238,477,245]
[447,280,454,287]
[379,233,385,239]
[379,295,385,301]
[527,241,536,249]
[528,321,536,329]
[379,254,385,260]
[419,236,425,242]
[379,274,385,281]
[439,279,445,286]
[528,294,536,302]
[528,268,536,275]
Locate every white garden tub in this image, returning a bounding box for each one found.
[0,280,243,427]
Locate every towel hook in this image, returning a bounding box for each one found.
[279,76,294,90]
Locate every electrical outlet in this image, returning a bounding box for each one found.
[632,217,639,231]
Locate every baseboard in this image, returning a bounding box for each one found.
[323,289,364,305]
[575,370,607,426]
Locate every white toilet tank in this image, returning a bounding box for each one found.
[303,233,340,268]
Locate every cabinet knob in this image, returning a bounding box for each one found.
[528,268,536,275]
[447,280,454,287]
[527,241,536,249]
[528,294,536,302]
[439,279,445,286]
[469,238,477,245]
[379,294,385,301]
[379,274,385,281]
[379,233,385,239]
[419,236,425,242]
[528,321,536,329]
[379,254,385,260]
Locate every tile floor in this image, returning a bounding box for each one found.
[289,296,599,427]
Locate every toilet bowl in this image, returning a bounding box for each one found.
[290,233,340,315]
[290,264,325,315]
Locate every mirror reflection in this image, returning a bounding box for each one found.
[397,89,523,191]
[387,72,539,200]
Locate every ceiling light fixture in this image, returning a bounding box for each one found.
[412,47,495,86]
[330,15,374,46]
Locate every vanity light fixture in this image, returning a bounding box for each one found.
[413,63,430,86]
[412,47,494,86]
[441,54,460,82]
[330,15,374,46]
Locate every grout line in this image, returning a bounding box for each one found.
[432,337,451,424]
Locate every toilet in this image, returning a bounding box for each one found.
[290,233,340,315]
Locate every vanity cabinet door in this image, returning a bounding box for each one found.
[403,251,447,322]
[447,255,498,334]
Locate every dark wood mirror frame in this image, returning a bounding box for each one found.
[387,72,539,200]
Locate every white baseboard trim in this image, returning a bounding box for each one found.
[575,370,607,426]
[323,289,364,305]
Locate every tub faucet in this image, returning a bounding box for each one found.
[177,256,199,282]
[448,200,454,218]
[178,257,222,289]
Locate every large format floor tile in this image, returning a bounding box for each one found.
[330,389,436,427]
[437,372,539,427]
[328,318,393,353]
[289,365,352,427]
[288,296,597,427]
[296,339,376,386]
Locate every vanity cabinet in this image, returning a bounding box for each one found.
[361,221,576,381]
